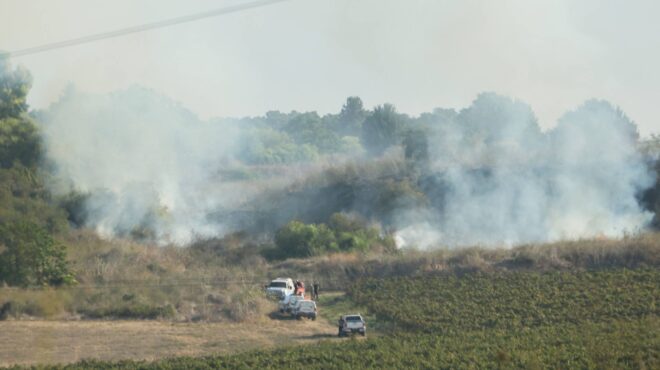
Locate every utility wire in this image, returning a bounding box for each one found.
[3,0,290,59]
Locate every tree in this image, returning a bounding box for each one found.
[0,221,74,286]
[284,112,342,153]
[0,116,41,168]
[456,92,541,149]
[337,96,367,136]
[403,128,429,164]
[273,220,337,258]
[361,104,404,156]
[0,59,32,118]
[0,61,40,169]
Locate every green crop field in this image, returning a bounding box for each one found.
[25,268,659,369]
[349,268,660,332]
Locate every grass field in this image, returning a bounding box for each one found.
[0,316,339,367]
[39,319,657,369]
[12,267,657,369]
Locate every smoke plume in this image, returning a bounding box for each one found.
[41,88,655,248]
[42,86,244,244]
[396,93,655,248]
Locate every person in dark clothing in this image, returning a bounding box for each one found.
[312,281,320,300]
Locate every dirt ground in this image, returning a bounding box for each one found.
[0,316,338,367]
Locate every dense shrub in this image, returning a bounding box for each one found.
[0,221,74,286]
[267,214,395,260]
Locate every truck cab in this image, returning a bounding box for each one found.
[266,278,294,299]
[338,314,366,337]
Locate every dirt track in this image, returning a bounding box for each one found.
[0,317,337,367]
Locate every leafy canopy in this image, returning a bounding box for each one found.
[0,221,74,286]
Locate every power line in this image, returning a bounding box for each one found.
[3,0,291,59]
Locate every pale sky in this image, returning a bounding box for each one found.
[1,0,658,136]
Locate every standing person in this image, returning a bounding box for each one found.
[313,281,320,300]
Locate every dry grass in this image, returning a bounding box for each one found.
[4,230,658,320]
[272,232,660,287]
[0,315,338,367]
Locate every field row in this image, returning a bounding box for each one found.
[349,269,660,332]
[35,318,658,369]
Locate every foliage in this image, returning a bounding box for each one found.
[0,116,41,169]
[402,128,429,164]
[239,127,319,164]
[0,59,32,119]
[456,92,541,149]
[641,158,660,228]
[0,167,69,233]
[361,104,406,156]
[0,221,75,286]
[284,112,342,154]
[349,269,659,333]
[336,96,367,136]
[38,268,659,369]
[47,319,658,369]
[268,213,394,259]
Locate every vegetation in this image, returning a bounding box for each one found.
[0,61,73,288]
[26,268,659,369]
[31,320,655,369]
[350,269,659,332]
[1,55,660,368]
[0,222,74,287]
[265,213,395,260]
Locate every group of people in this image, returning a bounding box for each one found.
[294,280,320,300]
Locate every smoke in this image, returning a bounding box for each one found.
[396,93,655,248]
[41,86,246,244]
[40,87,655,248]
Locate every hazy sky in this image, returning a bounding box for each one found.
[1,0,658,136]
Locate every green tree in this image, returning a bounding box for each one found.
[0,61,40,169]
[402,128,429,164]
[457,92,541,148]
[0,116,41,168]
[0,221,74,286]
[361,104,404,156]
[0,59,32,118]
[274,220,337,258]
[239,127,319,164]
[284,112,342,153]
[337,96,367,136]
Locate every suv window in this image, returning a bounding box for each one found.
[346,316,362,321]
[269,282,287,288]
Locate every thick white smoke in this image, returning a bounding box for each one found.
[42,86,243,244]
[41,88,654,248]
[396,93,655,248]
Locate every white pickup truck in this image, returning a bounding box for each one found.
[292,300,317,320]
[338,314,366,337]
[278,294,303,314]
[266,278,294,300]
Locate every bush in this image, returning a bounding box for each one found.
[0,221,75,286]
[268,214,394,260]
